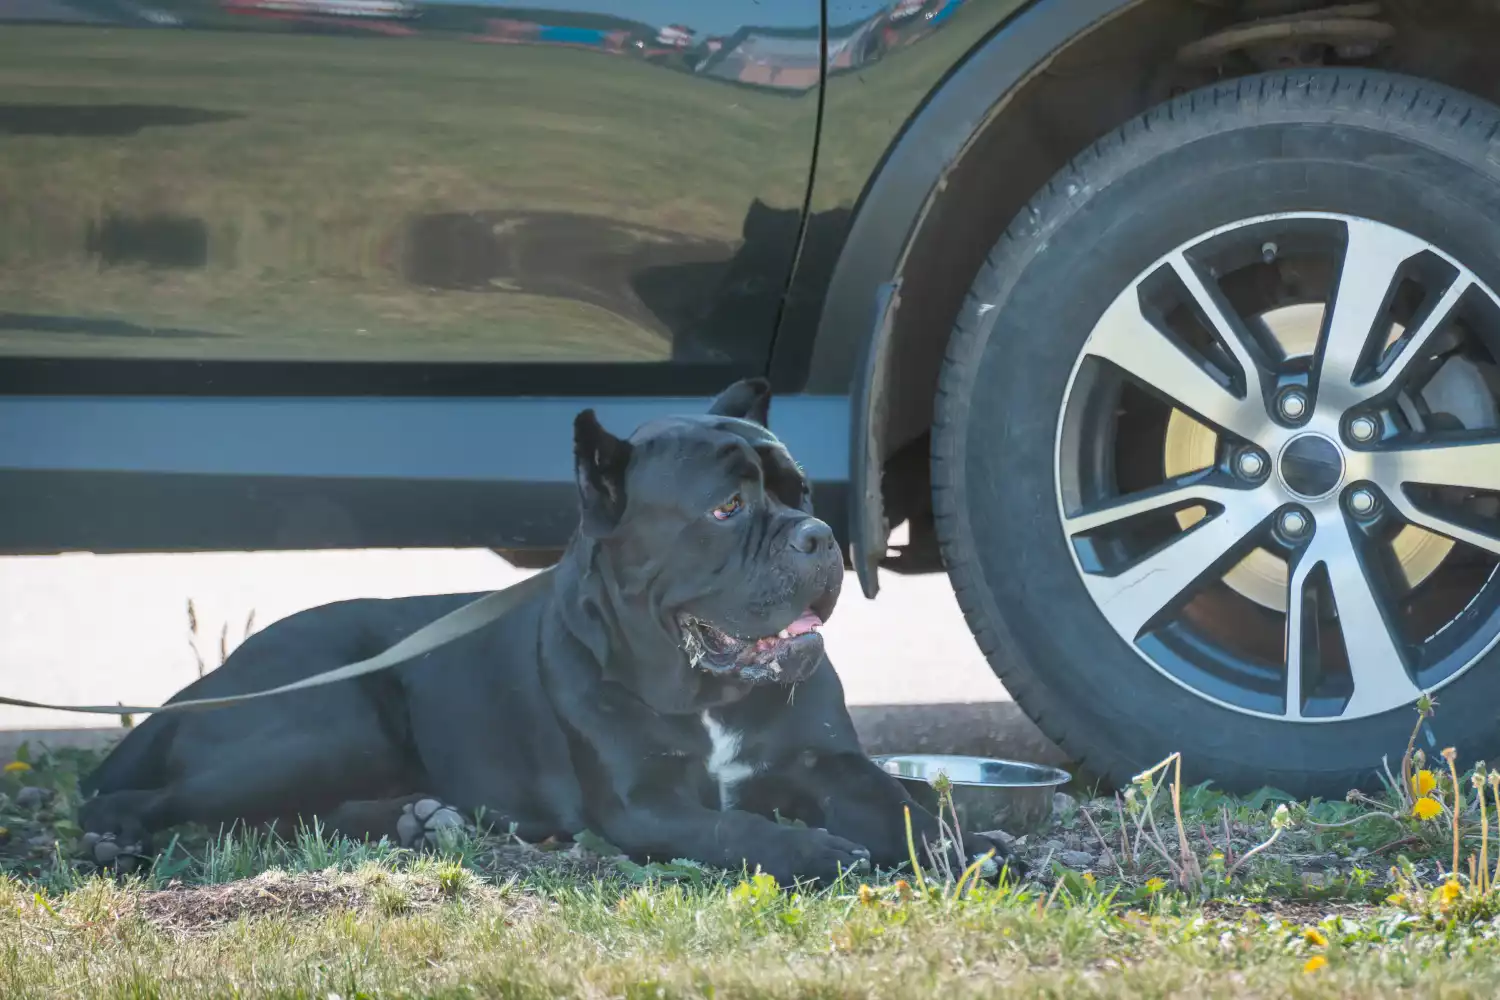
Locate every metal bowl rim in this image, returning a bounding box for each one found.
[871,753,1073,789]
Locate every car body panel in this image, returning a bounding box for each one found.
[0,394,850,551]
[0,0,1123,561]
[0,0,819,392]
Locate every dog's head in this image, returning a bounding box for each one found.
[572,378,842,693]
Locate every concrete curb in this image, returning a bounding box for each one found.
[3,702,1071,777]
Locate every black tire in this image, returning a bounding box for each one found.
[932,69,1500,797]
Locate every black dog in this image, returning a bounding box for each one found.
[80,379,1016,884]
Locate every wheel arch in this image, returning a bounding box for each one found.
[810,0,1203,597]
[821,0,1500,598]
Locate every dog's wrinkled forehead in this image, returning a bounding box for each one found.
[626,414,809,512]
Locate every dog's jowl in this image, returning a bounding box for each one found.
[79,378,1018,884]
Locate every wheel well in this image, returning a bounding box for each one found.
[878,0,1500,572]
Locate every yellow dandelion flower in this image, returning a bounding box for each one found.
[1303,927,1329,948]
[1144,877,1167,893]
[3,761,31,773]
[1386,892,1407,907]
[1413,796,1444,821]
[1081,872,1097,887]
[857,884,876,906]
[1304,955,1328,974]
[1412,769,1438,798]
[1440,879,1463,904]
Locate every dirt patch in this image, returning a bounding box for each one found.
[1202,897,1379,925]
[134,845,605,933]
[138,871,370,931]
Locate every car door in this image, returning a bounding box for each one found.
[0,0,822,552]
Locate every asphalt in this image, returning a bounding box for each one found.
[0,549,1066,768]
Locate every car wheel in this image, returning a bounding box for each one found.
[932,70,1500,797]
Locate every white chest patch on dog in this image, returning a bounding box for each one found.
[701,711,755,810]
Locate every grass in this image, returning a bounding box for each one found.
[5,834,1500,998]
[9,698,1500,996]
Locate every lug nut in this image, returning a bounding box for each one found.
[1348,488,1378,517]
[1348,415,1378,443]
[1279,509,1310,538]
[1235,450,1266,479]
[1278,389,1308,421]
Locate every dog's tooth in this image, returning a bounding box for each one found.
[778,628,791,639]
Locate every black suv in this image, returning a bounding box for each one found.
[8,0,1500,797]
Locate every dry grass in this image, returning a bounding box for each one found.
[8,861,1500,999]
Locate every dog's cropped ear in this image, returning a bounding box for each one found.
[707,377,771,427]
[574,409,633,536]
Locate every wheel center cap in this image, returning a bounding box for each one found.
[1278,432,1345,499]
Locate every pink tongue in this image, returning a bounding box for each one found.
[785,610,823,637]
[752,611,824,651]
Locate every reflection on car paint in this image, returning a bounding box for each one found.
[775,0,1022,388]
[0,0,986,379]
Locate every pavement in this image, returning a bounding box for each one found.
[0,548,1065,767]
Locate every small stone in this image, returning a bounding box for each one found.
[1059,850,1094,869]
[412,798,443,822]
[1041,839,1066,852]
[396,812,424,848]
[15,786,50,810]
[976,828,1015,846]
[28,834,56,851]
[425,808,465,833]
[1053,792,1078,814]
[93,839,121,865]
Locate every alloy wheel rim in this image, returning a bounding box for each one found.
[1054,213,1500,722]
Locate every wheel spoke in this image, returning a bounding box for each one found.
[1075,488,1277,640]
[1369,436,1500,556]
[1062,474,1250,535]
[1369,436,1500,494]
[1293,509,1420,718]
[1283,550,1317,720]
[1356,273,1472,402]
[1084,289,1270,443]
[1168,251,1270,403]
[1316,219,1429,407]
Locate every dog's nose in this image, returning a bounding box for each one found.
[789,518,835,555]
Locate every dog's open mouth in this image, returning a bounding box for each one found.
[680,607,826,681]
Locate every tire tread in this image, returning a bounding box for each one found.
[930,68,1500,794]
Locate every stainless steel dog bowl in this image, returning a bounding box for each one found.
[873,754,1072,833]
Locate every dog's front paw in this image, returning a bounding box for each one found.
[397,798,472,850]
[762,828,870,886]
[81,831,146,875]
[964,831,1026,881]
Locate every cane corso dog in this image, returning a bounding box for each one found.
[80,379,1016,884]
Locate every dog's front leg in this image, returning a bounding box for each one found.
[599,800,870,886]
[770,751,1024,878]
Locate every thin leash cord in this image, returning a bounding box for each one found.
[0,569,554,716]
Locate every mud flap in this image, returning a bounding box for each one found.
[849,279,902,600]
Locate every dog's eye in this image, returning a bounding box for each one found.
[711,494,744,521]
